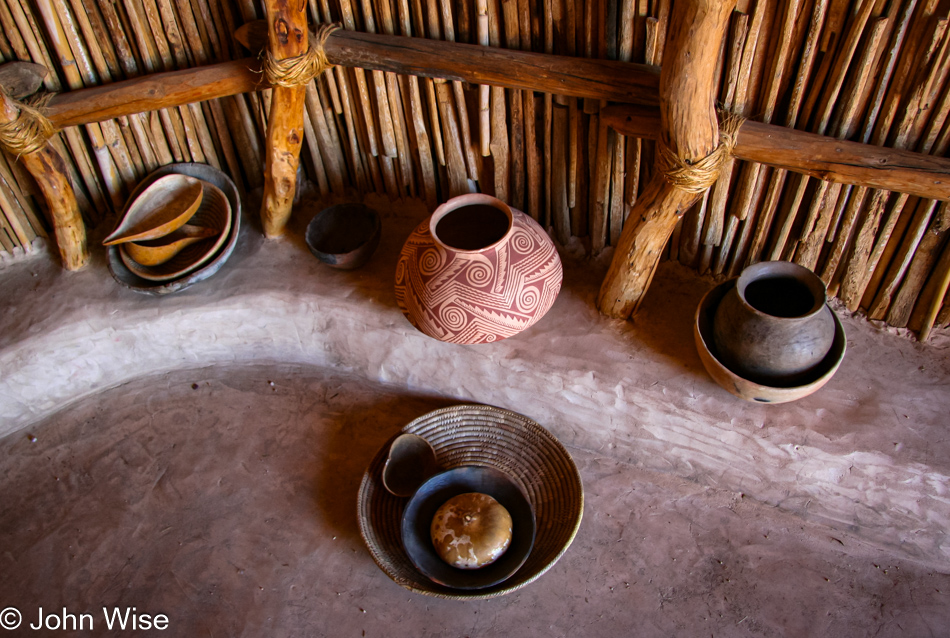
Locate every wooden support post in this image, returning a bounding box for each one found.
[260,0,308,238]
[597,0,735,319]
[0,91,87,270]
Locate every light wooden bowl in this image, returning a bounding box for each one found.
[106,163,242,296]
[123,225,219,266]
[694,279,846,404]
[119,181,232,282]
[102,174,203,245]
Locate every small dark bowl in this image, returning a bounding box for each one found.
[305,203,381,270]
[401,465,536,591]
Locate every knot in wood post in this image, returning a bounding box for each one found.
[0,88,87,270]
[0,89,55,157]
[263,23,341,88]
[657,111,744,194]
[259,3,315,238]
[596,0,736,320]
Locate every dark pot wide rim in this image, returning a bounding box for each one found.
[400,465,537,590]
[428,193,514,254]
[734,261,827,321]
[695,278,846,403]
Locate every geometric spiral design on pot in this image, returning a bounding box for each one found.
[395,206,563,345]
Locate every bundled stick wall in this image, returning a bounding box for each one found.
[0,0,948,339]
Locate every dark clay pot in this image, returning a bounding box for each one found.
[712,261,836,386]
[305,203,381,270]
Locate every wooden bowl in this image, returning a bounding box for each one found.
[102,174,203,245]
[118,181,232,282]
[305,203,381,270]
[694,279,846,404]
[122,225,219,266]
[401,466,535,590]
[106,163,241,295]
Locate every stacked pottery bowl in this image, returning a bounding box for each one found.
[105,164,241,295]
[694,261,846,404]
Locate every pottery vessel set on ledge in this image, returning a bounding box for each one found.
[395,194,563,345]
[694,261,846,404]
[105,164,242,296]
[305,203,382,270]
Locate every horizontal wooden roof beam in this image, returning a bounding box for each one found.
[41,30,949,202]
[601,105,950,202]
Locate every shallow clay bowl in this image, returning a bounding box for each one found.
[119,181,232,282]
[103,174,203,245]
[694,279,846,404]
[106,163,241,295]
[401,466,536,591]
[305,203,381,270]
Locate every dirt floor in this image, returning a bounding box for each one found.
[1,189,949,636]
[2,364,948,637]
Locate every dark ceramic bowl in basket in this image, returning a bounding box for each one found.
[357,404,584,599]
[401,465,536,591]
[305,203,381,270]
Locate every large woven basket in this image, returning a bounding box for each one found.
[357,404,584,599]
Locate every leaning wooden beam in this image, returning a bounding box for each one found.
[597,0,735,319]
[0,90,87,270]
[259,0,309,238]
[45,59,265,129]
[324,31,661,105]
[601,104,950,203]
[44,31,660,129]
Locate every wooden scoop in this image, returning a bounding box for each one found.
[123,224,219,266]
[103,174,204,245]
[382,433,440,497]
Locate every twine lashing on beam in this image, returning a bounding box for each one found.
[0,89,55,157]
[263,23,341,88]
[657,111,745,194]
